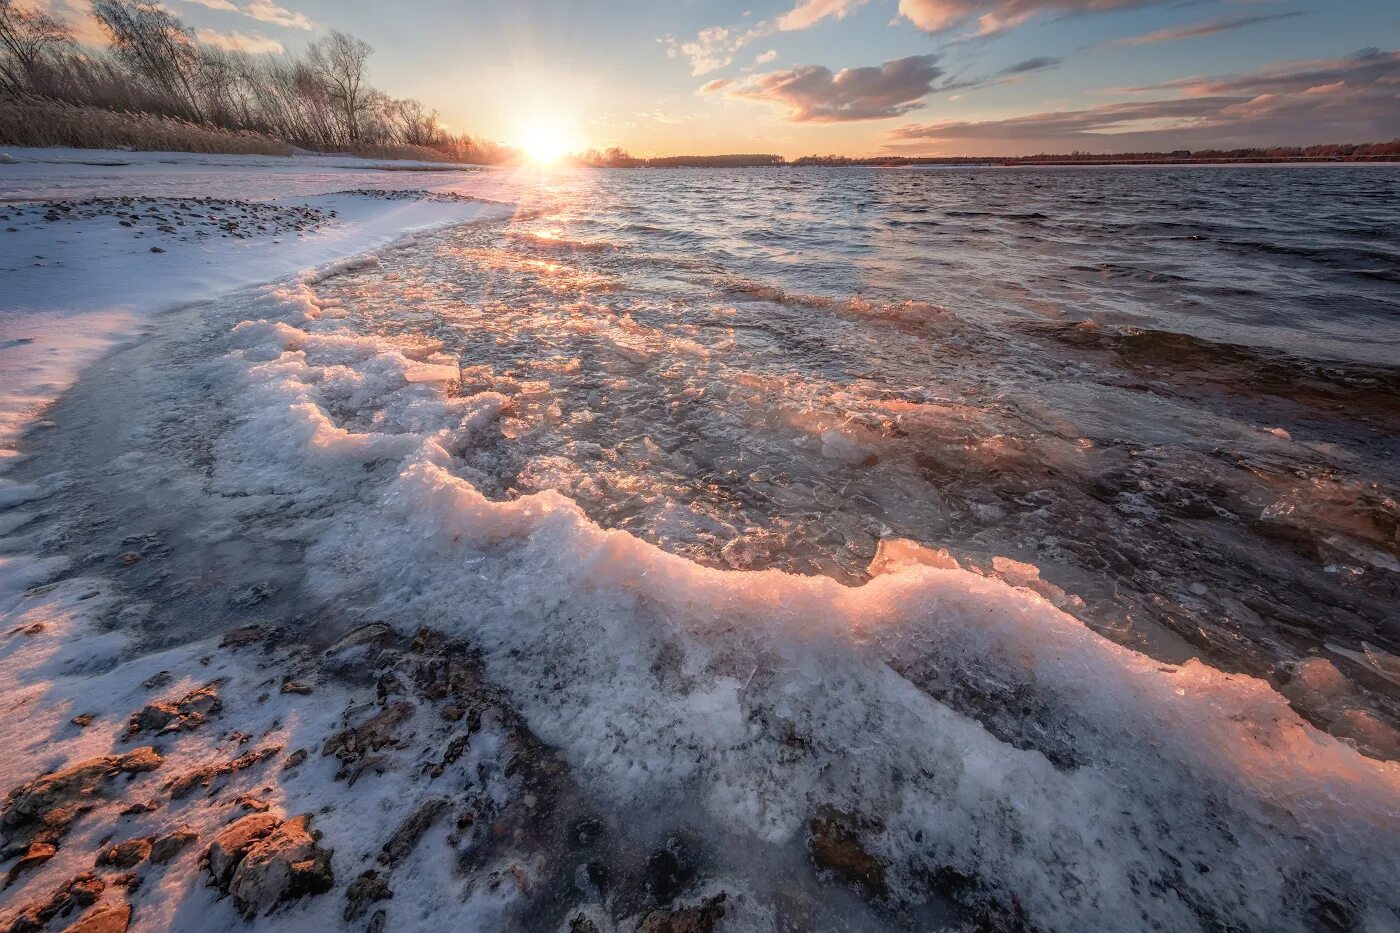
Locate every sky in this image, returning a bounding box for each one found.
[42,0,1400,157]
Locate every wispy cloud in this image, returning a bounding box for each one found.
[898,0,1165,36]
[777,0,870,31]
[704,54,947,122]
[1000,56,1060,74]
[887,49,1400,151]
[195,27,284,53]
[665,0,869,76]
[178,0,313,31]
[1106,11,1305,46]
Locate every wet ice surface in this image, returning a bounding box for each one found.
[3,165,1400,932]
[321,166,1400,706]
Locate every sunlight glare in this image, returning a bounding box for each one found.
[517,121,578,165]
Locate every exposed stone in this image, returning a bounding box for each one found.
[344,869,393,921]
[378,798,447,865]
[226,814,334,919]
[96,838,151,869]
[69,715,95,728]
[141,671,172,690]
[322,701,415,771]
[280,681,313,695]
[206,813,280,888]
[282,749,308,771]
[636,893,728,933]
[124,682,222,738]
[5,842,56,887]
[59,900,130,933]
[164,744,281,799]
[325,623,396,656]
[807,808,887,897]
[366,909,387,933]
[219,625,266,649]
[149,829,197,864]
[2,749,162,857]
[3,872,105,933]
[643,835,696,905]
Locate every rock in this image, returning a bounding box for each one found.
[60,900,131,933]
[149,829,197,864]
[2,749,162,857]
[636,893,728,933]
[807,808,887,897]
[149,247,164,254]
[325,623,396,656]
[344,869,392,921]
[219,625,266,649]
[69,714,95,728]
[165,744,281,799]
[124,682,222,738]
[282,749,308,771]
[141,671,172,690]
[378,798,447,866]
[4,872,106,932]
[643,835,696,905]
[322,701,415,766]
[223,814,334,919]
[206,813,280,888]
[366,909,387,933]
[280,681,313,695]
[5,841,57,887]
[96,838,151,869]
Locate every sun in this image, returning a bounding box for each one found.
[516,121,579,165]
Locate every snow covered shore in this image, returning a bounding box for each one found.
[0,150,1397,933]
[0,147,508,457]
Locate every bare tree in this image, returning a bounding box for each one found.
[91,0,203,121]
[306,30,371,145]
[0,0,73,95]
[390,96,443,146]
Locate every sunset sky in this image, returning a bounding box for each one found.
[45,0,1400,156]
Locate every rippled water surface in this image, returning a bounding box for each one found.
[313,166,1400,696]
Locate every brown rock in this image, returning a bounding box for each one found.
[5,841,56,887]
[282,749,308,771]
[59,900,130,933]
[807,808,887,897]
[149,829,197,864]
[206,813,280,887]
[70,715,96,728]
[124,683,222,738]
[219,626,266,649]
[2,749,162,857]
[378,798,447,865]
[344,869,392,921]
[636,893,728,933]
[96,838,151,869]
[226,814,334,919]
[164,744,281,799]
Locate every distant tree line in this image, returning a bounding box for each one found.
[0,0,511,161]
[790,142,1400,166]
[575,149,784,168]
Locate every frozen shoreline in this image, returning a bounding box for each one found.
[0,147,510,457]
[0,150,1398,933]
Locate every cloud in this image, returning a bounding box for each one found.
[705,54,946,122]
[756,49,778,64]
[195,27,283,53]
[177,0,313,31]
[897,0,1163,35]
[244,0,312,30]
[666,0,868,76]
[1107,12,1305,46]
[887,49,1400,152]
[1000,56,1060,74]
[666,24,769,76]
[776,0,869,31]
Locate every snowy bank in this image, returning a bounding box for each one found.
[0,147,511,458]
